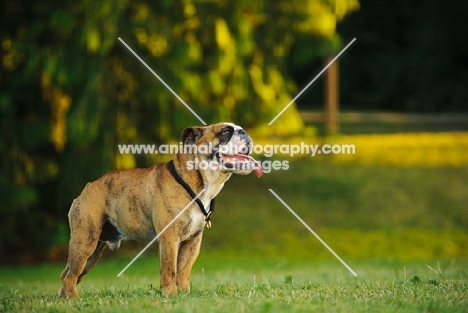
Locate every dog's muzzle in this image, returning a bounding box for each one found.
[217,129,263,177]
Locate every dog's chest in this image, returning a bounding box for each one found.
[181,207,206,240]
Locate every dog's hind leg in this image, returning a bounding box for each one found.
[59,243,105,297]
[60,239,100,298]
[59,201,103,298]
[77,241,107,284]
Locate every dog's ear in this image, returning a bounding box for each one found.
[182,127,204,144]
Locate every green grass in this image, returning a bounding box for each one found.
[202,160,468,260]
[1,256,468,312]
[305,120,468,135]
[2,159,468,312]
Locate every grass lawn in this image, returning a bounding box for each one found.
[2,158,468,312]
[1,256,468,313]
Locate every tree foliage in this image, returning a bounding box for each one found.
[336,0,468,112]
[0,0,358,261]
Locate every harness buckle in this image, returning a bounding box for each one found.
[205,211,213,229]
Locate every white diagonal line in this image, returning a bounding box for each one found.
[268,189,357,276]
[117,189,206,277]
[268,38,356,125]
[118,37,207,125]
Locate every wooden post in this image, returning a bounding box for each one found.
[324,56,339,135]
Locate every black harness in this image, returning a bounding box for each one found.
[167,160,215,229]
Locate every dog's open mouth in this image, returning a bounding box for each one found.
[219,153,263,177]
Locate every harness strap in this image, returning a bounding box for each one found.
[167,160,215,229]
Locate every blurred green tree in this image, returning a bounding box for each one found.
[0,0,358,261]
[336,0,468,112]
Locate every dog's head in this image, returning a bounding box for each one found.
[181,122,263,177]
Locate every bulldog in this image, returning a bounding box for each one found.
[59,122,263,298]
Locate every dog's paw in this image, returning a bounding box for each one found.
[161,285,178,296]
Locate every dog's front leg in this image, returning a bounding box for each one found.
[158,232,179,296]
[176,233,203,292]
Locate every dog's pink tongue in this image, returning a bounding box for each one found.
[226,154,263,177]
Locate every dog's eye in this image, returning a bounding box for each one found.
[220,128,232,137]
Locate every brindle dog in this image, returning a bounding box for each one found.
[59,122,263,298]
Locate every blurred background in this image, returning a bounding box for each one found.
[1,0,467,264]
